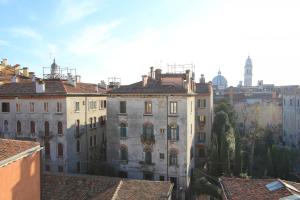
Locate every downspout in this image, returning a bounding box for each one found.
[85,96,89,172]
[167,95,169,180]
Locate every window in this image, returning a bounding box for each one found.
[58,166,63,172]
[170,177,177,189]
[76,140,80,152]
[191,101,193,112]
[75,102,80,112]
[94,135,96,146]
[143,123,154,141]
[29,102,34,112]
[104,100,106,108]
[45,165,50,171]
[30,121,35,135]
[198,147,205,158]
[45,121,50,136]
[167,124,179,140]
[144,101,152,114]
[2,102,10,112]
[76,162,80,173]
[119,171,128,178]
[93,117,97,128]
[159,176,165,181]
[190,147,194,159]
[160,128,165,134]
[16,120,21,134]
[120,123,127,138]
[45,142,50,158]
[89,101,97,110]
[160,153,165,159]
[290,99,293,106]
[169,150,178,166]
[283,99,286,105]
[57,143,63,157]
[199,115,206,126]
[44,102,48,112]
[145,151,152,164]
[170,101,177,114]
[57,121,63,135]
[99,100,106,109]
[120,101,126,113]
[99,116,106,126]
[76,120,80,135]
[90,117,93,128]
[3,120,8,133]
[198,99,206,108]
[144,172,154,180]
[56,102,62,113]
[120,146,128,161]
[16,103,20,112]
[90,136,93,147]
[197,132,206,143]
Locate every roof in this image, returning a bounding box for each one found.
[42,173,173,200]
[196,83,211,94]
[109,78,187,94]
[220,177,300,200]
[0,139,40,167]
[0,80,106,96]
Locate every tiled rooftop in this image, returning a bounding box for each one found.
[220,177,300,200]
[0,80,106,96]
[0,139,40,162]
[42,173,173,200]
[196,83,211,94]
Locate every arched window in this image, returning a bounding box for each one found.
[120,122,127,138]
[167,124,179,141]
[45,142,50,158]
[57,121,63,135]
[3,120,8,133]
[120,145,128,161]
[17,120,21,134]
[58,143,63,157]
[30,121,35,135]
[45,121,49,136]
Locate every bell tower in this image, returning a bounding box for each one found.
[244,56,253,87]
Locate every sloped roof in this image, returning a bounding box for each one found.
[196,83,211,94]
[0,80,105,96]
[220,177,300,200]
[42,173,173,200]
[0,139,40,167]
[108,78,187,94]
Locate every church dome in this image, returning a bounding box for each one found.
[212,70,227,90]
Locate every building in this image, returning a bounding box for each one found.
[107,67,196,194]
[0,139,42,200]
[220,176,300,200]
[42,173,173,200]
[244,56,253,87]
[195,74,213,168]
[281,86,300,148]
[0,60,107,174]
[212,70,228,91]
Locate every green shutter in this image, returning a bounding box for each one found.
[167,125,171,140]
[176,126,179,140]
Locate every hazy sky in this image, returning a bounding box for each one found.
[1,0,300,86]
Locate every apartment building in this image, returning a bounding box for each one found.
[107,67,196,195]
[195,75,213,168]
[0,60,107,173]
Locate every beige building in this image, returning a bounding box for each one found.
[195,75,213,168]
[0,61,107,173]
[107,67,196,195]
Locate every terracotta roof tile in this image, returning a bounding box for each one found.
[0,139,40,162]
[42,173,173,200]
[220,177,300,200]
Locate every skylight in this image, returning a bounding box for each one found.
[279,194,300,200]
[266,181,284,191]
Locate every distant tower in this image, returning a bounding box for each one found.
[50,58,59,79]
[244,56,253,87]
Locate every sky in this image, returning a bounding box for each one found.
[1,0,300,86]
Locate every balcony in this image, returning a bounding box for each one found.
[140,133,155,145]
[38,131,53,139]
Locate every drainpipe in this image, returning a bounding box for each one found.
[85,96,89,172]
[166,95,169,180]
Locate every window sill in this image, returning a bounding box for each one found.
[168,114,178,117]
[120,137,127,140]
[118,113,127,116]
[55,112,63,115]
[143,113,153,116]
[75,110,80,113]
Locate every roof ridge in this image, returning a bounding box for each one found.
[111,180,123,200]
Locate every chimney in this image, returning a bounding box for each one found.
[75,75,81,83]
[11,75,18,83]
[200,74,205,84]
[36,79,45,93]
[155,69,161,81]
[29,72,35,79]
[142,75,148,87]
[22,67,29,77]
[150,67,154,79]
[1,58,8,66]
[14,64,20,75]
[67,73,76,87]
